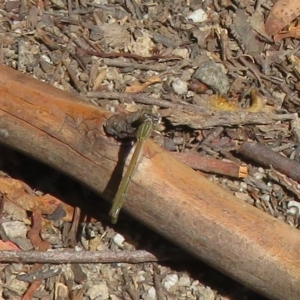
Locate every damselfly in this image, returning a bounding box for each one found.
[107,109,161,223]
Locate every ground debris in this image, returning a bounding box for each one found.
[3,0,300,299]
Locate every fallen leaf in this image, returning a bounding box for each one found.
[265,0,300,36]
[92,68,107,91]
[273,23,300,42]
[125,76,162,93]
[0,177,75,221]
[288,54,300,76]
[0,239,21,250]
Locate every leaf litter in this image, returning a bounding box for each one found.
[2,0,300,299]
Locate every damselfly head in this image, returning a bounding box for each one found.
[104,106,162,140]
[141,106,162,127]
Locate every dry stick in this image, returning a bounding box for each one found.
[0,66,300,300]
[269,167,300,199]
[83,48,179,61]
[171,152,247,178]
[0,250,174,264]
[239,141,300,183]
[62,59,84,93]
[18,267,61,282]
[87,91,296,128]
[67,206,81,247]
[167,106,296,129]
[87,90,176,108]
[22,280,42,300]
[153,263,166,300]
[103,58,167,72]
[123,267,140,300]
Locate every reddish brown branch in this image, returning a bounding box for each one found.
[171,152,247,178]
[239,141,300,182]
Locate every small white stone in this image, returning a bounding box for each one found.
[87,283,109,300]
[288,206,298,215]
[74,245,83,251]
[258,167,265,173]
[147,286,157,299]
[287,201,300,215]
[240,182,248,190]
[172,48,189,59]
[163,274,178,291]
[172,78,188,95]
[187,8,208,23]
[197,285,215,300]
[253,172,264,180]
[6,277,28,294]
[136,274,146,283]
[178,274,191,286]
[40,54,51,63]
[112,233,125,248]
[261,194,270,202]
[1,221,27,239]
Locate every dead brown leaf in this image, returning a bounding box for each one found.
[0,239,21,250]
[125,76,162,93]
[265,0,300,36]
[273,23,300,42]
[0,177,75,221]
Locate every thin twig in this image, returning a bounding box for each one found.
[82,48,181,62]
[87,91,176,108]
[103,58,168,72]
[123,267,139,300]
[0,250,191,264]
[65,206,81,247]
[239,141,300,183]
[153,263,166,300]
[62,58,85,92]
[171,152,247,178]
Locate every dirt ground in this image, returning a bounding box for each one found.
[0,0,299,299]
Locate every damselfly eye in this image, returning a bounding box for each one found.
[142,111,162,126]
